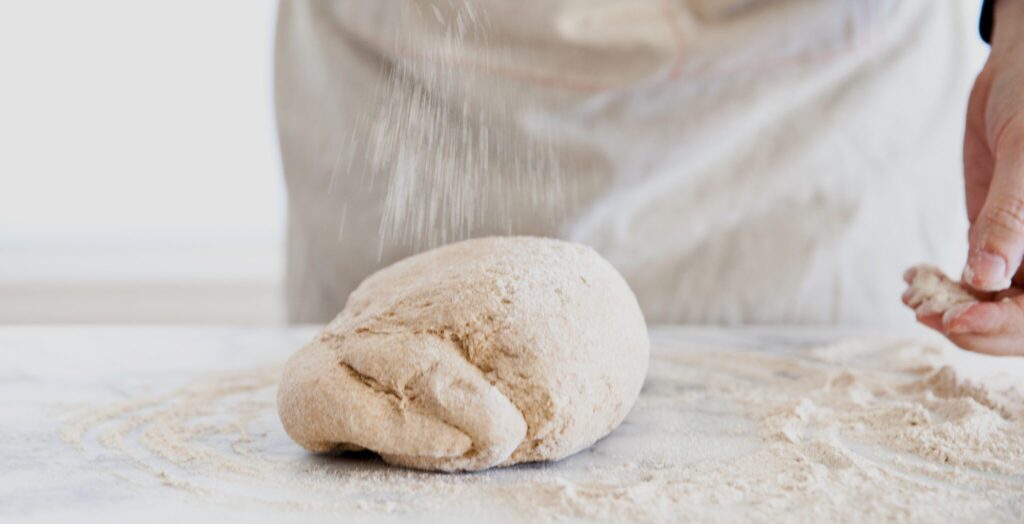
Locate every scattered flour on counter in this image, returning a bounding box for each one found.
[62,336,1024,522]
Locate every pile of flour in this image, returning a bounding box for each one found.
[63,334,1024,522]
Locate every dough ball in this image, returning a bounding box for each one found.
[277,236,649,471]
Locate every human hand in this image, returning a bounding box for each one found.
[902,265,1024,356]
[923,0,1024,354]
[963,0,1024,292]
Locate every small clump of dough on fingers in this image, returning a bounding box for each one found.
[904,264,979,324]
[277,236,650,472]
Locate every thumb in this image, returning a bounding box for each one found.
[964,121,1024,291]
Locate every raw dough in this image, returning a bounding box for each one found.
[277,236,650,471]
[905,264,978,323]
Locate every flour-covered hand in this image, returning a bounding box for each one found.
[902,265,1024,356]
[924,0,1024,354]
[963,0,1024,292]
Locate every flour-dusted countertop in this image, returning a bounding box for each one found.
[1,326,1022,523]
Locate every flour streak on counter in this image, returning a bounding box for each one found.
[1,327,1023,522]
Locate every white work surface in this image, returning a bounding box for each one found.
[1,326,1022,523]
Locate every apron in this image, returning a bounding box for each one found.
[275,0,973,325]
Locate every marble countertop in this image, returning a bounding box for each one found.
[1,326,1021,523]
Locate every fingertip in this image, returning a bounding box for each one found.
[961,263,974,286]
[914,311,944,333]
[902,267,917,284]
[963,252,1012,292]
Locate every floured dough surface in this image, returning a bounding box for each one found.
[277,236,650,471]
[905,264,978,323]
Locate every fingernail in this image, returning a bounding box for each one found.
[966,250,1009,289]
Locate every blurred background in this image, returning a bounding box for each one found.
[1,0,283,324]
[0,0,991,326]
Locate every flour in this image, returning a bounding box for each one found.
[905,264,979,323]
[63,335,1024,522]
[349,3,570,250]
[279,1,975,325]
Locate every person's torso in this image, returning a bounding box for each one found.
[276,0,972,325]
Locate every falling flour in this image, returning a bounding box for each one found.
[341,2,570,250]
[62,334,1024,522]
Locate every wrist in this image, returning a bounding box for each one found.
[993,0,1024,55]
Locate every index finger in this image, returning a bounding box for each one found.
[964,121,1024,291]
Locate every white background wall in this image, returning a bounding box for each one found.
[0,0,285,324]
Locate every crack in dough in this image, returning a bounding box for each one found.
[277,236,650,471]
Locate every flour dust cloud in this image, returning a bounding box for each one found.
[333,1,569,250]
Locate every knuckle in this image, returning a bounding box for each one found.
[984,194,1024,234]
[992,111,1024,153]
